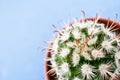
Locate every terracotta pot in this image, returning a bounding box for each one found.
[45,18,120,80]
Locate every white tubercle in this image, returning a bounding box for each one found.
[72,28,81,39]
[60,48,70,57]
[64,25,72,32]
[88,26,95,35]
[99,64,114,78]
[101,25,115,38]
[61,62,69,73]
[91,49,105,59]
[101,40,113,52]
[60,32,70,41]
[81,64,95,79]
[73,20,98,29]
[72,22,87,29]
[66,41,75,47]
[81,51,91,60]
[72,52,80,66]
[88,36,97,45]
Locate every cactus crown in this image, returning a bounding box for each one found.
[47,17,120,80]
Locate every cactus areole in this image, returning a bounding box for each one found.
[45,17,120,80]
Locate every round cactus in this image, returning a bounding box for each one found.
[46,16,120,80]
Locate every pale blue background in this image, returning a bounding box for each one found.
[0,0,120,80]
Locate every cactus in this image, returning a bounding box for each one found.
[46,16,120,80]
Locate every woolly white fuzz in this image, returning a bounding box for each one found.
[60,32,70,41]
[81,51,91,60]
[72,28,81,39]
[88,27,95,35]
[99,64,114,78]
[101,40,113,52]
[72,52,80,66]
[61,62,69,73]
[99,64,109,75]
[72,22,86,29]
[101,26,115,38]
[60,48,70,57]
[88,36,97,45]
[66,41,75,47]
[91,49,105,59]
[81,64,95,79]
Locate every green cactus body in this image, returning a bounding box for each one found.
[47,18,120,80]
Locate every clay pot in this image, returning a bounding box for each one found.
[45,18,120,80]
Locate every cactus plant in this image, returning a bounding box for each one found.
[46,16,120,80]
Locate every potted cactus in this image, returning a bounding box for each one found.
[45,15,120,80]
